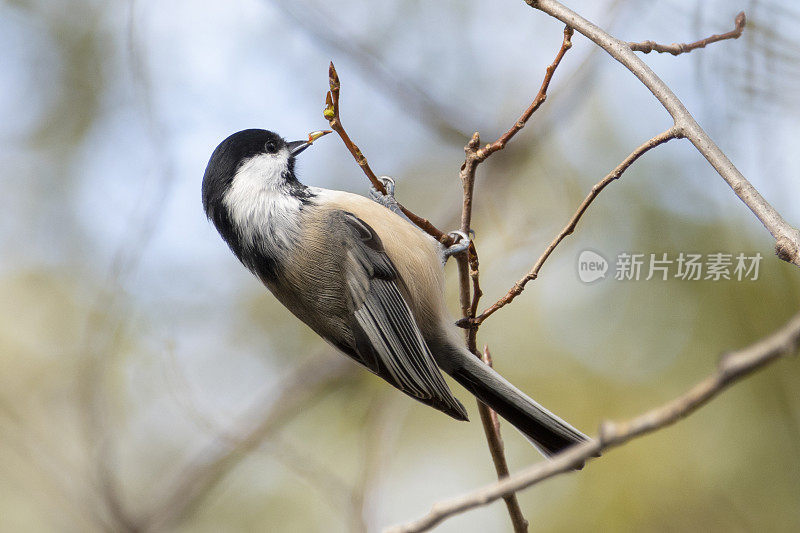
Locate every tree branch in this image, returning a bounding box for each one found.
[523,0,800,267]
[628,11,746,56]
[478,26,574,159]
[388,310,800,533]
[456,131,529,532]
[473,127,679,325]
[450,26,575,532]
[324,62,452,244]
[476,346,528,532]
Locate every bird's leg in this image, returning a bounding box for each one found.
[369,176,401,214]
[442,230,472,263]
[368,177,470,262]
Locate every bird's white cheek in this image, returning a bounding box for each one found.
[231,150,290,192]
[222,151,302,252]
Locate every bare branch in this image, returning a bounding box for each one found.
[388,310,800,533]
[456,25,574,238]
[475,346,528,532]
[455,135,530,533]
[324,63,452,244]
[473,128,679,325]
[523,0,800,266]
[479,26,574,159]
[449,27,575,532]
[629,11,746,56]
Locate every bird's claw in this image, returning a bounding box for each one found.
[369,176,401,214]
[443,230,471,262]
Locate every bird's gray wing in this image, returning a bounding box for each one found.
[339,212,468,420]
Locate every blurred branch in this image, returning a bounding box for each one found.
[270,394,404,533]
[324,63,452,244]
[451,26,575,533]
[269,436,367,531]
[0,417,112,531]
[629,11,746,55]
[523,0,800,267]
[69,5,182,531]
[269,0,473,143]
[389,310,800,533]
[166,344,378,532]
[141,357,356,532]
[471,127,679,325]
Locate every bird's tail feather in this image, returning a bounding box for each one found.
[449,351,589,457]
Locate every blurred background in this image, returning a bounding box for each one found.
[2,0,800,531]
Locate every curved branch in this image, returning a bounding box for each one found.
[388,310,800,533]
[524,0,800,266]
[324,63,452,244]
[141,358,355,532]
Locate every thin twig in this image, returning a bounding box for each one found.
[450,27,575,532]
[629,11,746,56]
[455,131,529,531]
[523,0,800,266]
[388,310,800,533]
[468,242,483,319]
[473,128,679,325]
[477,26,573,160]
[324,62,452,244]
[475,346,528,531]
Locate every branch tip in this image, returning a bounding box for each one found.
[320,64,449,242]
[628,10,747,56]
[735,12,746,31]
[775,234,800,266]
[328,62,339,89]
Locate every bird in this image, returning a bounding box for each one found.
[201,128,588,457]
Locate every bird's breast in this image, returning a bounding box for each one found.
[308,188,452,335]
[223,185,306,257]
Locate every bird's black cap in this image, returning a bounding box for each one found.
[201,129,287,217]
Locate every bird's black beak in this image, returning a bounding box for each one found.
[288,130,332,156]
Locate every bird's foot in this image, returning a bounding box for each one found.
[442,230,472,262]
[369,176,401,214]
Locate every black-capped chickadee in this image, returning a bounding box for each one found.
[201,129,588,456]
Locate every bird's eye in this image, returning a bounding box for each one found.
[265,141,278,153]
